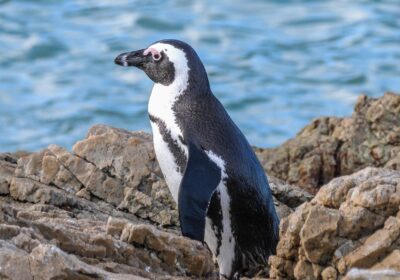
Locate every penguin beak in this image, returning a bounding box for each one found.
[114,49,146,67]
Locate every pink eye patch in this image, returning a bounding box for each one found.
[143,47,161,60]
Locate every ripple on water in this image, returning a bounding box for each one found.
[0,0,399,152]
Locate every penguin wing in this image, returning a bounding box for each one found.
[178,142,221,242]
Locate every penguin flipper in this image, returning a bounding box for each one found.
[178,142,221,242]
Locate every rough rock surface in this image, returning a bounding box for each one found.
[344,268,400,280]
[2,92,399,279]
[0,124,306,280]
[256,92,400,193]
[269,167,400,280]
[0,152,214,279]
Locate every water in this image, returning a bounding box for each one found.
[1,0,399,152]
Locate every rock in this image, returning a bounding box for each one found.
[29,244,145,280]
[0,153,19,195]
[116,220,214,276]
[0,122,303,280]
[0,124,224,279]
[344,217,400,269]
[321,266,337,280]
[15,149,83,194]
[3,93,399,279]
[0,194,214,279]
[255,92,400,193]
[269,167,400,279]
[0,241,32,280]
[48,144,125,207]
[299,205,340,264]
[344,268,400,280]
[268,176,313,208]
[373,249,400,271]
[72,124,179,226]
[69,124,299,226]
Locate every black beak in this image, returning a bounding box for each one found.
[114,49,146,67]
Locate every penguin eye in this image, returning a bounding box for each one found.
[152,53,161,61]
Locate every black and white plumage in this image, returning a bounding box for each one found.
[115,39,279,279]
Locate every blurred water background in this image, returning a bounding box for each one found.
[0,0,399,152]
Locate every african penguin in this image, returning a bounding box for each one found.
[115,39,279,279]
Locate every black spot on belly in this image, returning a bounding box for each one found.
[149,114,187,173]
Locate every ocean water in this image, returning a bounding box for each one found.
[0,0,399,152]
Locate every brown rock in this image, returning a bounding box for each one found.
[256,93,400,193]
[9,177,79,207]
[29,244,147,280]
[48,144,125,207]
[72,125,179,226]
[0,153,18,195]
[344,268,400,280]
[293,260,316,280]
[321,266,337,280]
[344,216,400,269]
[0,193,214,279]
[119,222,214,276]
[372,249,400,271]
[268,256,295,280]
[73,125,155,190]
[270,167,400,279]
[300,205,340,264]
[0,241,32,280]
[15,149,83,194]
[338,203,385,239]
[0,178,9,194]
[6,92,399,279]
[276,202,313,260]
[69,124,302,227]
[269,176,313,208]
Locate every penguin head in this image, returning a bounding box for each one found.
[115,39,209,89]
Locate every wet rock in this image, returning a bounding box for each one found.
[256,92,400,193]
[269,167,400,279]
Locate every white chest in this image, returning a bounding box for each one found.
[149,84,188,203]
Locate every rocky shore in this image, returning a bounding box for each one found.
[0,92,399,280]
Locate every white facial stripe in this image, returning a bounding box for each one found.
[121,54,128,67]
[148,42,190,205]
[148,43,190,155]
[147,42,189,91]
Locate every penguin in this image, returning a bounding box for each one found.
[115,39,279,279]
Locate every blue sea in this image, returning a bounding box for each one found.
[0,0,399,152]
